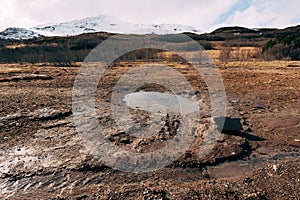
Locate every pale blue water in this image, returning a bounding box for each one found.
[123,91,199,116]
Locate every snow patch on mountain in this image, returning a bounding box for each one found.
[33,15,201,36]
[0,27,41,40]
[0,15,201,40]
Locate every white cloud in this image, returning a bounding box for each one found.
[0,0,298,32]
[214,0,300,29]
[0,0,238,31]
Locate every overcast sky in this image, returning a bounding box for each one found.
[0,0,299,32]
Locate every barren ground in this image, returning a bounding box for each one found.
[0,61,299,199]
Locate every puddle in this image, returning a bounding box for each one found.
[123,92,199,116]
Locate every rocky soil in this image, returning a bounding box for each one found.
[0,62,299,199]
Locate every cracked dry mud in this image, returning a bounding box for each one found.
[0,62,299,199]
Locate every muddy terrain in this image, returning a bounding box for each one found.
[0,61,299,199]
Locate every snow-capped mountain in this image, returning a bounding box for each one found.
[33,15,201,36]
[0,15,201,40]
[0,27,42,40]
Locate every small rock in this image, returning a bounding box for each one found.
[254,104,265,110]
[41,120,69,129]
[244,192,260,198]
[230,99,239,104]
[272,164,278,172]
[214,117,243,132]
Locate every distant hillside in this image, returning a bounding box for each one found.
[212,26,259,34]
[0,24,299,64]
[262,25,300,60]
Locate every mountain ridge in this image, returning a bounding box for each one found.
[0,15,201,40]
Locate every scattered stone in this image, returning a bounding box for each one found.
[29,108,72,120]
[214,117,243,132]
[273,164,278,172]
[41,120,70,129]
[0,113,23,121]
[107,132,135,145]
[0,108,71,122]
[243,192,262,198]
[254,104,265,110]
[229,99,239,104]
